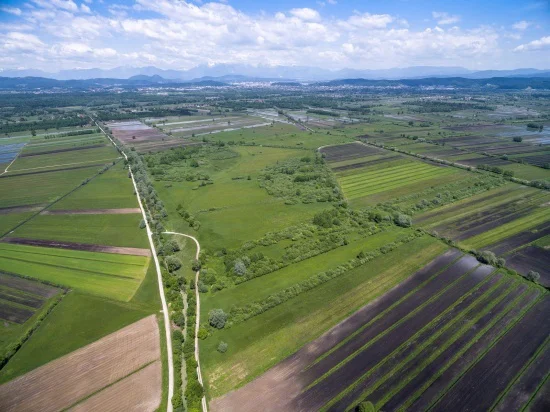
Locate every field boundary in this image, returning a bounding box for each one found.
[163,231,208,412]
[93,117,174,412]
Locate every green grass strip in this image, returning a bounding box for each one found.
[340,163,433,186]
[343,168,451,195]
[345,171,453,199]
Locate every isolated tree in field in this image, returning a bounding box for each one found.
[234,259,247,276]
[166,256,182,272]
[526,271,540,283]
[209,309,227,329]
[217,341,228,353]
[139,219,146,229]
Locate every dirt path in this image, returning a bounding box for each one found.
[0,146,24,176]
[40,208,141,215]
[163,231,208,412]
[93,117,174,412]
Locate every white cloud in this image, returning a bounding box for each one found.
[512,21,531,30]
[1,6,22,16]
[32,0,78,12]
[514,36,550,51]
[343,13,395,29]
[0,0,547,71]
[289,8,320,21]
[432,11,461,26]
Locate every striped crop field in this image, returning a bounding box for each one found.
[0,243,150,302]
[338,161,456,201]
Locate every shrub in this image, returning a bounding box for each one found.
[209,309,227,329]
[166,256,182,272]
[356,401,375,412]
[526,270,540,283]
[217,341,228,353]
[192,259,201,271]
[234,259,247,276]
[198,327,209,340]
[476,250,498,266]
[139,219,146,229]
[394,213,412,227]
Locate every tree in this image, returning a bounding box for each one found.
[394,213,412,227]
[217,341,228,353]
[526,271,540,283]
[234,259,247,276]
[166,256,182,272]
[477,250,498,266]
[209,309,227,329]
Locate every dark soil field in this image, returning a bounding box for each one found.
[431,297,550,412]
[330,273,506,411]
[488,224,550,255]
[0,272,60,324]
[331,155,401,172]
[397,286,539,411]
[294,263,492,411]
[1,237,151,257]
[0,302,34,324]
[320,142,383,162]
[506,246,550,287]
[494,342,550,412]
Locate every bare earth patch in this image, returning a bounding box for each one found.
[40,208,141,215]
[69,360,162,412]
[0,315,161,412]
[1,237,151,257]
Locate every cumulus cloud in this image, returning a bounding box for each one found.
[514,36,550,51]
[289,8,321,21]
[512,21,531,30]
[432,11,461,26]
[1,6,22,16]
[0,0,546,71]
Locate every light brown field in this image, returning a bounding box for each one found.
[70,360,162,412]
[0,315,161,412]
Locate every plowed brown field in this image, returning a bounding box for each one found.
[0,315,161,412]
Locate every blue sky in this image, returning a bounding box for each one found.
[0,0,549,72]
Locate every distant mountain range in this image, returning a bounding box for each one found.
[2,74,550,91]
[1,64,549,82]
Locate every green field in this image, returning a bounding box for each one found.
[0,166,102,208]
[0,243,150,301]
[51,162,138,210]
[10,213,148,248]
[153,145,329,249]
[10,145,119,173]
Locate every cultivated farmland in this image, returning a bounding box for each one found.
[211,250,547,412]
[0,315,161,412]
